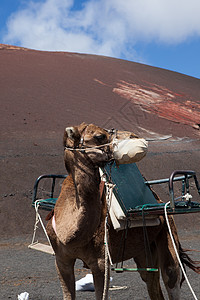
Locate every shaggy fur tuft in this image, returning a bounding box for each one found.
[179,242,200,286]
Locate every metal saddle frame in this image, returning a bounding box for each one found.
[29,163,200,271]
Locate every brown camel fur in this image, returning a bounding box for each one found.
[46,123,199,300]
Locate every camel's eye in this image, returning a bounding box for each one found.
[94,133,107,142]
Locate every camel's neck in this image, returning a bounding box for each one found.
[55,152,103,246]
[70,153,101,205]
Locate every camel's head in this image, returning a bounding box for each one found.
[63,123,148,168]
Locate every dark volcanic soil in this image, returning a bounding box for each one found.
[1,233,199,299]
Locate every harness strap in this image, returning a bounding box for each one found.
[99,181,105,201]
[79,124,89,148]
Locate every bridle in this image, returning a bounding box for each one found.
[64,127,117,153]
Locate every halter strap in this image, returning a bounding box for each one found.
[79,124,89,148]
[64,128,116,152]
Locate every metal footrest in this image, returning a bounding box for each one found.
[28,242,54,255]
[111,267,158,273]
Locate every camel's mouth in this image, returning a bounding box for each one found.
[112,138,148,165]
[83,144,114,166]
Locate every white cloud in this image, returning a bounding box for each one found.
[3,0,200,61]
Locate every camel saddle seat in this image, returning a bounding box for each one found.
[102,163,200,231]
[102,163,161,231]
[31,165,200,231]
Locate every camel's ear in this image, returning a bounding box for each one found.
[63,123,88,147]
[65,127,76,139]
[63,126,78,147]
[65,123,87,139]
[78,122,88,134]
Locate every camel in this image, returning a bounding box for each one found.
[46,123,199,300]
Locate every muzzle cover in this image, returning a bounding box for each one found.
[113,138,148,165]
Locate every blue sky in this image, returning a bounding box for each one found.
[1,0,200,79]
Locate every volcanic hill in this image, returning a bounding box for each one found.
[0,44,200,237]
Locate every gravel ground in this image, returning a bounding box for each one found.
[1,231,199,300]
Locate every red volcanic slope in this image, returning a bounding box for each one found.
[1,44,200,137]
[0,44,200,236]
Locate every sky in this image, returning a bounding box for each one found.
[1,0,200,79]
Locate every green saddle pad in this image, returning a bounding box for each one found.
[104,163,158,216]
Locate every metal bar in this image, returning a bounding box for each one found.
[169,170,196,209]
[145,175,193,186]
[111,267,158,272]
[50,177,56,198]
[193,174,200,194]
[32,174,67,204]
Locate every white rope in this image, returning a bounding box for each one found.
[102,182,116,300]
[64,141,113,152]
[164,201,198,300]
[105,182,115,266]
[30,200,52,247]
[102,219,109,300]
[104,217,113,266]
[30,201,40,245]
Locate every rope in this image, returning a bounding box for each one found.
[64,128,117,153]
[164,201,198,300]
[30,200,52,247]
[104,216,113,266]
[102,181,115,300]
[104,181,115,266]
[102,217,110,300]
[64,141,114,152]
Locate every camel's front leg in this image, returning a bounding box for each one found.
[89,258,110,300]
[55,256,76,300]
